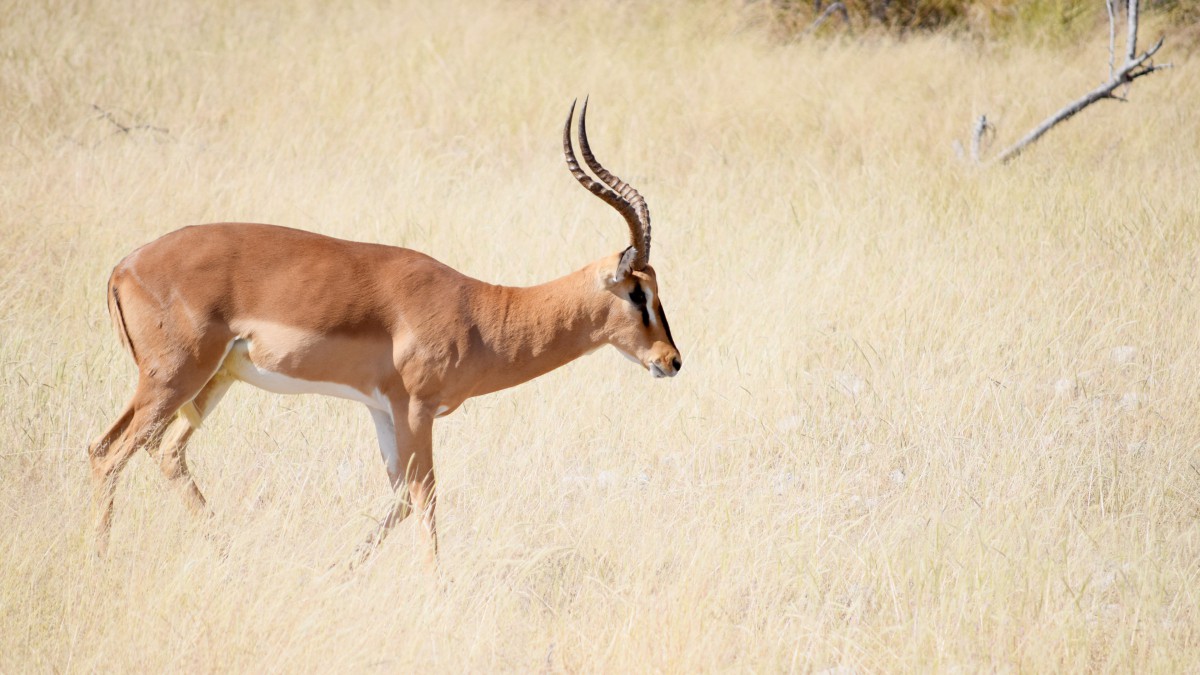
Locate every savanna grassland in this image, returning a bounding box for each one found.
[2,0,1198,671]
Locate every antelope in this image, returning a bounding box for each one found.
[87,101,682,566]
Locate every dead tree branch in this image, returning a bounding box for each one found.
[1125,0,1139,64]
[1106,0,1118,78]
[806,2,850,34]
[971,114,993,162]
[973,0,1169,166]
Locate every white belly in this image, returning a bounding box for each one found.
[223,339,389,411]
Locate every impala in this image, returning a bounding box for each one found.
[87,101,682,565]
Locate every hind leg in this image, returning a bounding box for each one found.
[89,342,232,557]
[89,382,193,557]
[87,400,138,550]
[153,373,234,518]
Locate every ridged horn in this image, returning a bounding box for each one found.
[563,99,649,269]
[578,98,650,269]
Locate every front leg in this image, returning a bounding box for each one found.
[350,400,437,569]
[402,401,438,565]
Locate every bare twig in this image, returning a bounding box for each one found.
[805,2,849,34]
[973,0,1169,165]
[92,104,169,135]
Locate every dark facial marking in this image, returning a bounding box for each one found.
[629,283,650,327]
[629,283,646,306]
[656,302,676,348]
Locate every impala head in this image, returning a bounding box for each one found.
[565,99,682,379]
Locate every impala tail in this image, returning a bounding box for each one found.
[106,277,138,367]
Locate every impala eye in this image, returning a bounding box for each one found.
[628,284,650,327]
[629,284,646,306]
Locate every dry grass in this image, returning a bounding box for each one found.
[2,0,1198,671]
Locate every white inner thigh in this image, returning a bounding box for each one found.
[369,407,400,480]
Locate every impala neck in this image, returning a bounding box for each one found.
[470,266,608,395]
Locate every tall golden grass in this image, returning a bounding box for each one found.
[2,0,1197,670]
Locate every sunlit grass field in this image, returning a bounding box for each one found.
[2,0,1198,670]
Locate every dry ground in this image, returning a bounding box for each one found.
[2,0,1198,671]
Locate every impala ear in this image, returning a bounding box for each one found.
[605,246,638,286]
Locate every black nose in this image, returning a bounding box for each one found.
[671,357,682,372]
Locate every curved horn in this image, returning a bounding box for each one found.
[578,98,650,268]
[562,100,649,269]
